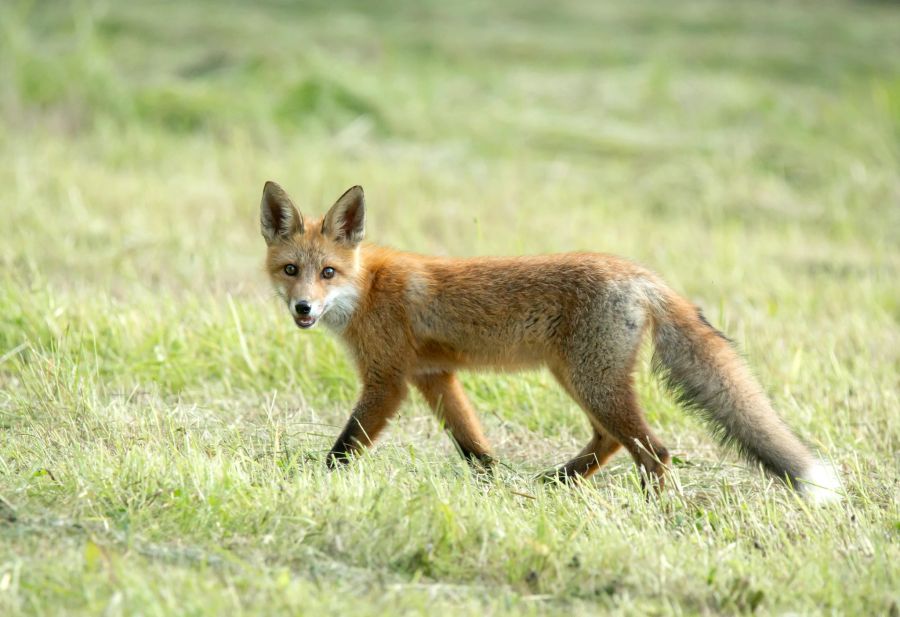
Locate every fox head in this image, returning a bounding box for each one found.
[260,181,365,330]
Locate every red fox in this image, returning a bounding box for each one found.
[259,181,841,503]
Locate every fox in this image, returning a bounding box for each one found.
[259,180,842,503]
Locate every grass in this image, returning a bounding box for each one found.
[1,0,899,614]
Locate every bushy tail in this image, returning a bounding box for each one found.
[646,288,841,503]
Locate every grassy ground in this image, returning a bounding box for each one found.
[1,0,899,614]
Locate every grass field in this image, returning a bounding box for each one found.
[1,1,899,614]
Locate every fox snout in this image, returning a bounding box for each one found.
[290,298,321,329]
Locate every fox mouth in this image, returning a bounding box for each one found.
[294,316,317,329]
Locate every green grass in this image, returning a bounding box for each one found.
[1,0,899,614]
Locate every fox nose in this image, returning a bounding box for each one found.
[295,301,312,316]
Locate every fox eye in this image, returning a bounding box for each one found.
[283,264,298,276]
[322,267,335,279]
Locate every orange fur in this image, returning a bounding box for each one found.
[260,182,839,499]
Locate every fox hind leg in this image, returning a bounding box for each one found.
[571,377,671,491]
[547,366,622,483]
[543,425,622,483]
[557,293,671,491]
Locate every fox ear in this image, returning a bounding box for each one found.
[322,185,365,246]
[260,181,303,244]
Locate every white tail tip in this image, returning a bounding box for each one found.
[800,460,843,504]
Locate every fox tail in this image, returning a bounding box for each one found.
[645,286,841,503]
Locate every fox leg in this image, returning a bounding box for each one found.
[545,367,622,482]
[557,297,671,491]
[555,363,670,491]
[575,380,670,491]
[545,426,622,482]
[411,371,493,467]
[326,379,408,467]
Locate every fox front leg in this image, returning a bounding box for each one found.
[411,371,494,469]
[326,380,408,467]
